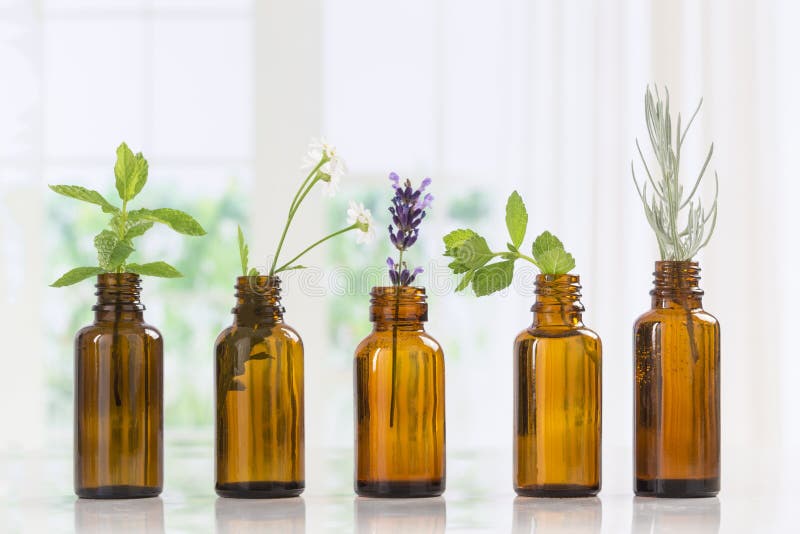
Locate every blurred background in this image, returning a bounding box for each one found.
[1,0,798,502]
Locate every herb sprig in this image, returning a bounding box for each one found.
[631,86,719,260]
[49,142,206,286]
[443,191,575,296]
[238,139,374,278]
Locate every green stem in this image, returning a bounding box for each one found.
[269,160,326,276]
[273,224,358,274]
[516,253,542,271]
[389,250,403,427]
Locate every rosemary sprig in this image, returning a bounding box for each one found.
[631,86,719,261]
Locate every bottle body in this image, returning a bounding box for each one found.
[514,274,602,497]
[634,262,720,497]
[74,274,163,499]
[215,276,304,498]
[354,286,446,497]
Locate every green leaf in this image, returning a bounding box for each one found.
[114,142,148,201]
[129,208,206,236]
[443,228,479,252]
[50,267,105,287]
[447,235,493,272]
[247,267,260,276]
[454,270,474,292]
[126,261,182,278]
[505,191,528,248]
[531,230,575,274]
[238,225,248,276]
[94,230,134,270]
[471,260,515,296]
[123,220,154,240]
[49,185,118,214]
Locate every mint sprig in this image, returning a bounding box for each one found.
[443,191,575,296]
[49,141,206,287]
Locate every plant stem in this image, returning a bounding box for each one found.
[389,250,403,427]
[269,160,325,276]
[516,253,542,270]
[273,224,358,274]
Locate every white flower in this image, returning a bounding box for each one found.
[347,201,375,244]
[303,137,347,197]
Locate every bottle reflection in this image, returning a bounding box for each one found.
[355,496,446,534]
[512,496,601,534]
[215,497,306,534]
[631,497,720,534]
[75,497,164,534]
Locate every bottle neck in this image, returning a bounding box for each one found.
[370,286,427,332]
[93,273,145,323]
[232,276,284,326]
[531,274,584,328]
[650,261,704,310]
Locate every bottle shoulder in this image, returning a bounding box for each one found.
[634,306,720,329]
[354,329,443,358]
[215,321,303,347]
[515,324,600,343]
[76,320,161,341]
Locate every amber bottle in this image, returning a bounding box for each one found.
[634,261,720,497]
[215,276,304,498]
[74,273,163,499]
[354,286,445,497]
[514,274,602,497]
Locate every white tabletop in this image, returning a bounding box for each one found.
[0,440,792,533]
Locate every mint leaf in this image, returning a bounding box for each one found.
[443,229,479,252]
[505,191,528,248]
[247,267,259,276]
[114,142,148,201]
[238,225,249,276]
[49,185,118,214]
[129,208,206,236]
[94,230,133,270]
[123,220,154,240]
[126,261,182,278]
[531,231,575,274]
[448,235,493,272]
[472,260,515,296]
[50,267,105,287]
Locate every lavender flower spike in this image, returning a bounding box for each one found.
[385,172,432,286]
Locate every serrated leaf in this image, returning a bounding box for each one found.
[471,260,515,296]
[443,229,479,253]
[94,230,134,270]
[129,208,206,236]
[238,225,249,276]
[454,270,474,292]
[49,185,118,213]
[505,191,528,248]
[114,142,148,201]
[123,220,154,240]
[50,267,105,287]
[448,235,493,272]
[126,261,182,278]
[531,231,575,274]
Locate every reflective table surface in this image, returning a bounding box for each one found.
[0,441,793,533]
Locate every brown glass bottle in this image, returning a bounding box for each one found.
[354,286,445,497]
[634,261,720,497]
[74,273,163,499]
[514,274,602,497]
[215,276,304,498]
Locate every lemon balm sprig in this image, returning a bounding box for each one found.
[443,191,575,296]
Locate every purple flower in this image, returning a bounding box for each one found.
[386,173,432,286]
